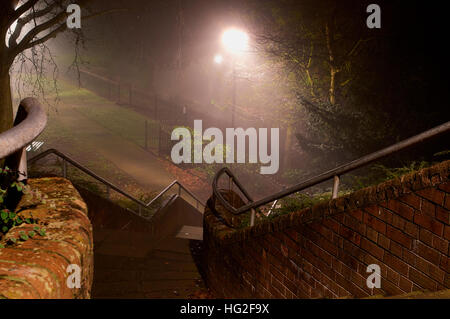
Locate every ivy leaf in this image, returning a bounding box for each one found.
[1,211,8,220]
[28,231,35,238]
[19,231,28,241]
[2,226,8,233]
[0,243,4,249]
[38,228,46,236]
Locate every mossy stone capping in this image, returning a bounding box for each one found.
[0,177,93,299]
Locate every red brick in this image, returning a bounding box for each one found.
[387,200,415,221]
[270,275,286,297]
[417,188,445,206]
[445,195,450,210]
[365,207,393,224]
[386,225,413,249]
[415,256,445,283]
[400,193,421,210]
[335,273,368,298]
[438,182,450,193]
[378,234,390,250]
[421,199,436,217]
[384,253,409,276]
[390,241,403,258]
[317,236,339,257]
[366,228,379,243]
[435,206,449,225]
[386,267,400,284]
[440,256,449,273]
[361,238,384,260]
[310,223,333,241]
[414,212,444,236]
[445,225,450,241]
[339,225,361,246]
[343,215,366,235]
[402,248,416,266]
[415,242,441,265]
[399,276,413,292]
[431,235,449,254]
[408,268,437,290]
[403,221,419,237]
[349,210,363,221]
[392,214,406,230]
[322,217,340,233]
[285,229,299,243]
[380,277,405,296]
[363,213,387,234]
[419,228,433,246]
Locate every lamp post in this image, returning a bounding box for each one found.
[216,28,249,127]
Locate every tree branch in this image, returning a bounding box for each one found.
[9,0,40,25]
[23,23,66,50]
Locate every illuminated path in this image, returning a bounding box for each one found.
[36,87,176,192]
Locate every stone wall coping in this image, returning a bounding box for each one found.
[0,177,93,299]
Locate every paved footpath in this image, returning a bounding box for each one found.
[50,104,175,191]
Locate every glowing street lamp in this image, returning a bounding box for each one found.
[221,28,249,54]
[219,28,249,127]
[214,54,223,64]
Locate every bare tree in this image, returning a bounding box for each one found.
[0,0,90,134]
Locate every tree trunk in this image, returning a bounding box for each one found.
[329,67,337,105]
[282,123,294,172]
[0,68,13,134]
[325,22,338,105]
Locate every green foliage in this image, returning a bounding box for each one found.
[351,160,433,191]
[281,168,308,184]
[270,192,332,218]
[0,167,45,248]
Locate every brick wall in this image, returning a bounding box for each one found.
[202,161,450,298]
[0,178,93,298]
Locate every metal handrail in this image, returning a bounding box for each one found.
[28,148,206,217]
[212,167,257,225]
[213,120,450,218]
[0,98,47,180]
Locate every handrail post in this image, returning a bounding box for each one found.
[129,84,132,106]
[332,175,340,199]
[178,184,181,196]
[250,209,256,226]
[62,159,67,178]
[144,120,148,150]
[268,199,278,216]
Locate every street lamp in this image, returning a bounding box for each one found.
[222,28,249,54]
[220,28,249,127]
[214,54,223,64]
